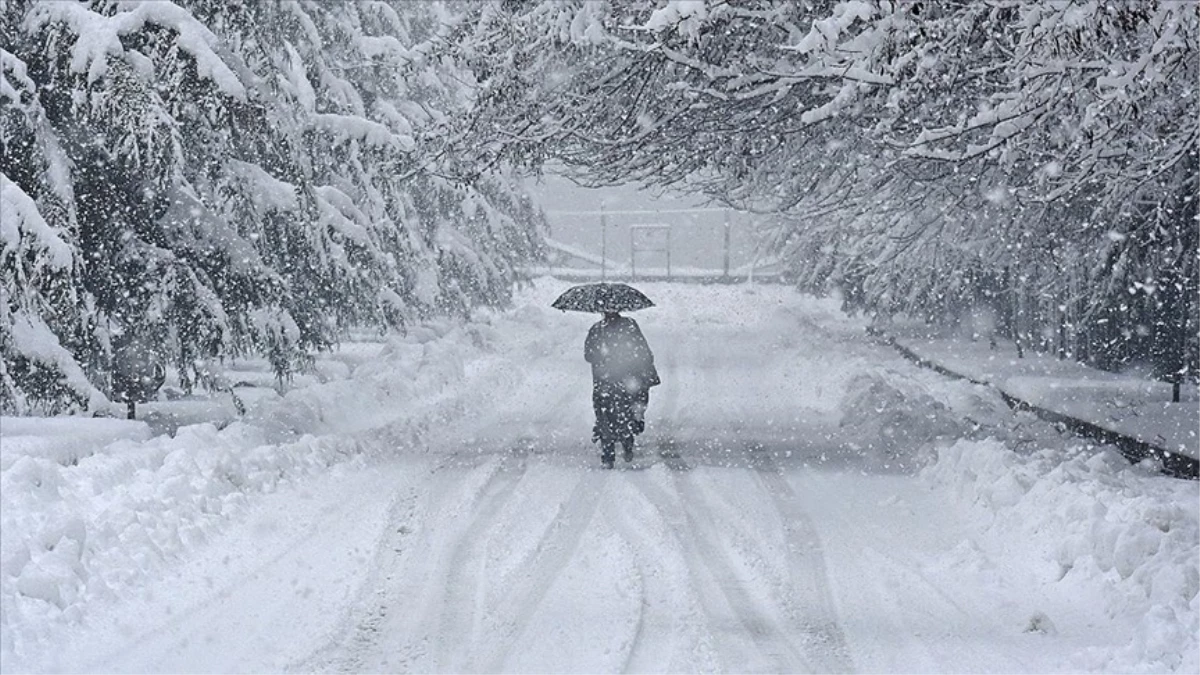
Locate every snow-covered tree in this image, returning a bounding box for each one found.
[2,34,107,413]
[456,0,1197,381]
[1,0,544,413]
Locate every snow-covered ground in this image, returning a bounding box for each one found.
[888,327,1199,461]
[1,279,1196,673]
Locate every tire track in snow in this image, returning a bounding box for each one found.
[747,444,856,673]
[629,471,812,673]
[309,321,590,673]
[677,470,825,672]
[721,364,854,674]
[479,471,608,672]
[602,478,721,673]
[317,454,523,673]
[617,559,650,674]
[314,374,589,672]
[431,455,531,672]
[304,457,470,673]
[299,482,422,674]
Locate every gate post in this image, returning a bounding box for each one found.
[600,202,607,281]
[723,210,731,278]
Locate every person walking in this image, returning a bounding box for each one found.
[551,282,659,469]
[585,311,659,468]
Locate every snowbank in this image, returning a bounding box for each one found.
[923,439,1200,673]
[0,308,520,670]
[837,371,968,452]
[0,417,149,471]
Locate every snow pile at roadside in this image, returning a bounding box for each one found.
[838,372,966,449]
[242,316,497,439]
[0,309,520,668]
[0,417,150,471]
[923,439,1199,673]
[1,423,357,645]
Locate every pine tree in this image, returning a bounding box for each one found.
[2,0,545,413]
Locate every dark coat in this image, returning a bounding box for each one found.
[586,314,658,445]
[584,315,659,392]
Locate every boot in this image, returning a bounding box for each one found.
[623,437,635,463]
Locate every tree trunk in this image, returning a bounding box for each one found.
[1013,266,1025,358]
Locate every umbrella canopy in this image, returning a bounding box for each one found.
[551,282,655,313]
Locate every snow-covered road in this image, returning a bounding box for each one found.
[4,281,1196,673]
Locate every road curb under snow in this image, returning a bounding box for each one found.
[874,330,1199,481]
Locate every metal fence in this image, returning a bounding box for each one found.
[538,207,782,282]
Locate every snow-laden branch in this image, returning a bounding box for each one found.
[0,174,72,273]
[311,113,416,152]
[24,0,246,99]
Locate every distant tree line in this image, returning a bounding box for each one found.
[1,0,544,414]
[451,0,1198,392]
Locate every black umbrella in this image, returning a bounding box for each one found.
[552,282,655,313]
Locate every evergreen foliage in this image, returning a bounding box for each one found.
[1,0,543,414]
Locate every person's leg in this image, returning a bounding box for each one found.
[605,388,635,463]
[601,440,616,469]
[592,385,604,444]
[594,382,617,438]
[595,383,619,467]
